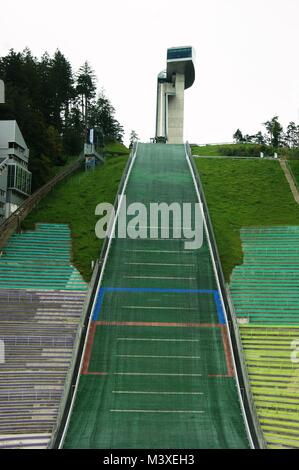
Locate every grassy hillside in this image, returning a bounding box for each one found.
[191,145,225,156]
[192,143,299,159]
[191,143,273,157]
[195,158,299,281]
[104,142,130,157]
[22,156,128,282]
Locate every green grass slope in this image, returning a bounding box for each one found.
[104,142,130,157]
[22,156,128,282]
[191,145,225,156]
[195,158,299,281]
[192,144,299,159]
[191,143,273,157]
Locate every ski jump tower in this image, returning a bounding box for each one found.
[155,46,195,144]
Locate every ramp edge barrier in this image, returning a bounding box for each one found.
[0,152,86,250]
[285,159,299,193]
[225,284,266,447]
[50,141,138,449]
[185,142,266,449]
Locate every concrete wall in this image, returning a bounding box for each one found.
[5,189,26,218]
[0,121,29,163]
[155,75,185,144]
[5,202,18,218]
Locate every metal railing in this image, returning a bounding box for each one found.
[285,160,299,193]
[185,142,266,449]
[48,142,137,449]
[225,285,267,448]
[0,152,85,250]
[0,157,9,173]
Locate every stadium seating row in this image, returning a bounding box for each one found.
[0,224,87,448]
[231,227,299,448]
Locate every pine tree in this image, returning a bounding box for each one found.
[76,61,97,129]
[252,131,266,145]
[90,89,124,142]
[129,130,139,148]
[47,50,74,131]
[233,129,244,143]
[285,121,299,148]
[263,116,284,148]
[0,49,125,187]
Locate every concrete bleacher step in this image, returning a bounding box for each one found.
[231,227,299,448]
[231,227,299,325]
[238,324,299,448]
[0,433,51,449]
[0,224,87,291]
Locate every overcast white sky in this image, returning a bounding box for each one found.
[1,0,299,146]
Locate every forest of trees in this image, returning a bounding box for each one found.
[234,116,299,149]
[0,48,124,189]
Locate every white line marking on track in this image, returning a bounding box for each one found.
[125,262,195,267]
[121,306,196,310]
[125,250,192,254]
[110,409,205,413]
[115,355,201,359]
[132,238,189,241]
[112,391,204,395]
[124,276,196,280]
[113,373,202,376]
[117,338,200,342]
[137,226,195,230]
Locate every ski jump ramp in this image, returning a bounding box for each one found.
[60,143,252,449]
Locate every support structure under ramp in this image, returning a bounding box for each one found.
[155,47,195,144]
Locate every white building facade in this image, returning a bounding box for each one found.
[0,120,31,219]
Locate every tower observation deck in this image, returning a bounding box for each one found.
[155,46,195,144]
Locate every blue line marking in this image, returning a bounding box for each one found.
[91,286,227,324]
[92,288,105,321]
[213,291,226,325]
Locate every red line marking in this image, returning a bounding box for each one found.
[85,372,108,376]
[220,326,234,377]
[95,321,222,328]
[81,323,97,375]
[80,322,234,379]
[208,374,230,378]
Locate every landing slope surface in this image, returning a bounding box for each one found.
[63,144,249,449]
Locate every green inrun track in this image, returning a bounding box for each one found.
[62,144,249,449]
